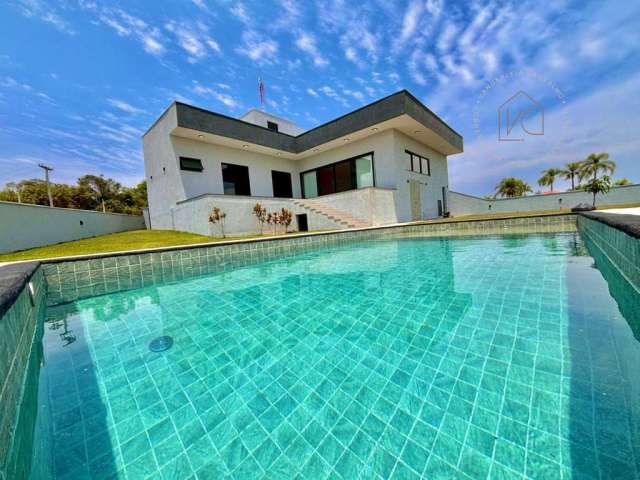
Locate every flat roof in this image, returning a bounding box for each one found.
[149,90,463,155]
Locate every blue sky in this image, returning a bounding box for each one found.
[1,0,639,196]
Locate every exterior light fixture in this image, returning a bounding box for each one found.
[371,127,379,132]
[343,138,350,142]
[276,152,282,156]
[313,148,319,152]
[414,130,423,134]
[197,134,204,139]
[242,144,249,148]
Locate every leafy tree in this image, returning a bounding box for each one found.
[77,175,121,213]
[538,168,563,192]
[0,176,147,214]
[5,182,21,203]
[583,175,612,207]
[494,177,533,198]
[562,162,582,190]
[614,178,632,186]
[579,152,615,182]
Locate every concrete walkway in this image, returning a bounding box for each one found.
[599,207,640,216]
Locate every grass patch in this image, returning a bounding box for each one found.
[0,230,251,262]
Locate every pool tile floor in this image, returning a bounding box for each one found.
[35,235,640,479]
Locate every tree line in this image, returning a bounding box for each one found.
[0,175,148,215]
[493,152,632,200]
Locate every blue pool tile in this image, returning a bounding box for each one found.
[31,233,640,479]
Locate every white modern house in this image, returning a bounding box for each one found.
[143,90,463,236]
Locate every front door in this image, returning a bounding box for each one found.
[271,170,293,198]
[409,179,421,220]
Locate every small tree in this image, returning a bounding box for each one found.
[208,206,227,237]
[253,203,267,234]
[583,175,611,207]
[268,212,281,235]
[279,208,293,233]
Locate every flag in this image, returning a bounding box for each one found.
[258,77,265,106]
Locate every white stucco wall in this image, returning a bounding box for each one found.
[144,114,454,232]
[170,195,343,236]
[392,130,450,221]
[449,185,640,216]
[239,110,304,136]
[0,201,145,254]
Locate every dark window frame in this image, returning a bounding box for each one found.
[406,149,431,176]
[300,151,375,198]
[221,162,251,196]
[267,121,279,132]
[179,156,204,172]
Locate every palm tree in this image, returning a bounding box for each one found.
[579,152,615,182]
[562,162,581,190]
[583,175,612,207]
[537,168,563,192]
[614,178,632,186]
[495,177,533,198]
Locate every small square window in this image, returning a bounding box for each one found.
[267,121,279,132]
[179,157,203,172]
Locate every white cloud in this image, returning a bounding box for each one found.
[236,31,278,64]
[81,5,166,56]
[165,21,221,61]
[192,84,240,109]
[307,88,319,97]
[14,0,75,34]
[107,98,146,114]
[398,0,423,47]
[230,3,250,24]
[295,32,328,67]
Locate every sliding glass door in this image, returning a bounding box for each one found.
[301,152,374,199]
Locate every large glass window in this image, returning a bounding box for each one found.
[301,153,374,198]
[355,156,373,188]
[221,163,251,195]
[302,171,318,198]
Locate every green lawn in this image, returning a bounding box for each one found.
[0,230,236,262]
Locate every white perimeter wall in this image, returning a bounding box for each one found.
[449,185,640,216]
[0,201,145,254]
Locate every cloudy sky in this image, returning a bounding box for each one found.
[1,0,639,195]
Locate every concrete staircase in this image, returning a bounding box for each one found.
[292,199,370,229]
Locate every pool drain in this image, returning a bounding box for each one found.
[149,335,173,352]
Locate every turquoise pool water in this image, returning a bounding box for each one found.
[33,233,640,479]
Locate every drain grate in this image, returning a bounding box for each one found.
[149,335,173,352]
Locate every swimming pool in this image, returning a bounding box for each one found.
[30,232,640,479]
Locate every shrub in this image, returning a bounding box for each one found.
[208,206,227,237]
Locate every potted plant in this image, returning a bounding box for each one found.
[253,203,267,234]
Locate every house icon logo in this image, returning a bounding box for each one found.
[498,90,544,141]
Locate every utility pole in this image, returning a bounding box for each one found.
[38,163,54,207]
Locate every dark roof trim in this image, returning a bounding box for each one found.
[580,211,640,239]
[168,90,463,154]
